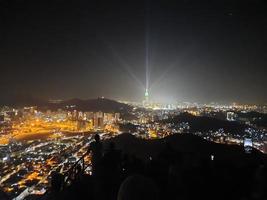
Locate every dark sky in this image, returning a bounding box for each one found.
[0,0,267,104]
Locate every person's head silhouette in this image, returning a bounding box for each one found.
[94,134,100,143]
[117,175,158,200]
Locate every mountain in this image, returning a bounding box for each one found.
[0,95,132,113]
[237,111,267,128]
[45,97,132,113]
[163,112,249,135]
[105,133,265,165]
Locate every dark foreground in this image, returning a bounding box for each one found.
[3,133,267,200]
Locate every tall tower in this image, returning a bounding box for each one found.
[145,88,149,102]
[143,88,149,107]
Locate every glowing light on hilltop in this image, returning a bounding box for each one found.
[145,88,149,98]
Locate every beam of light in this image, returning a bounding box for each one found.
[145,0,151,92]
[150,59,198,92]
[145,34,150,91]
[149,44,195,90]
[149,64,175,90]
[106,44,145,90]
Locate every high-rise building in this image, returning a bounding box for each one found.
[104,113,114,124]
[114,113,120,122]
[67,111,72,119]
[143,88,149,107]
[72,110,78,120]
[84,112,94,120]
[93,112,104,129]
[78,111,83,120]
[145,88,149,102]
[77,120,87,131]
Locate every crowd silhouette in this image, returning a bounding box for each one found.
[0,134,264,200]
[43,133,267,200]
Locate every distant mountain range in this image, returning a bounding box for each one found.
[237,111,267,128]
[0,95,132,113]
[163,112,249,135]
[46,98,132,113]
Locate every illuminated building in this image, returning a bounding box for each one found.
[67,111,72,119]
[148,128,157,139]
[23,106,37,114]
[139,116,148,124]
[93,112,104,129]
[84,112,94,120]
[143,88,149,107]
[114,113,120,122]
[6,111,16,120]
[73,110,78,120]
[145,88,149,102]
[104,113,114,124]
[77,120,87,130]
[226,112,236,121]
[244,138,253,153]
[78,111,83,120]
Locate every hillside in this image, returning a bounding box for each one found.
[164,112,249,135]
[105,133,265,166]
[50,98,132,113]
[0,95,132,113]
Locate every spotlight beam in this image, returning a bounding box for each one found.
[150,44,195,89]
[107,44,145,89]
[145,0,151,92]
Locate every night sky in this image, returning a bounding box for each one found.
[0,0,267,104]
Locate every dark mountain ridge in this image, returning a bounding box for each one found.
[106,133,266,166]
[163,112,249,135]
[0,95,132,113]
[55,98,132,112]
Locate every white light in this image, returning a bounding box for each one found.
[211,155,214,161]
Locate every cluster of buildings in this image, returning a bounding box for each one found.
[0,106,121,144]
[64,110,120,131]
[0,106,21,123]
[120,99,267,153]
[0,134,95,199]
[0,98,267,199]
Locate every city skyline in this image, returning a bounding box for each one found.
[1,1,267,199]
[1,94,267,199]
[1,0,267,104]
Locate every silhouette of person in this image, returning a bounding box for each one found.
[100,142,122,199]
[75,163,83,181]
[103,142,121,171]
[51,171,64,193]
[88,134,103,176]
[117,175,159,200]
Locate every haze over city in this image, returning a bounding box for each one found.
[1,0,267,104]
